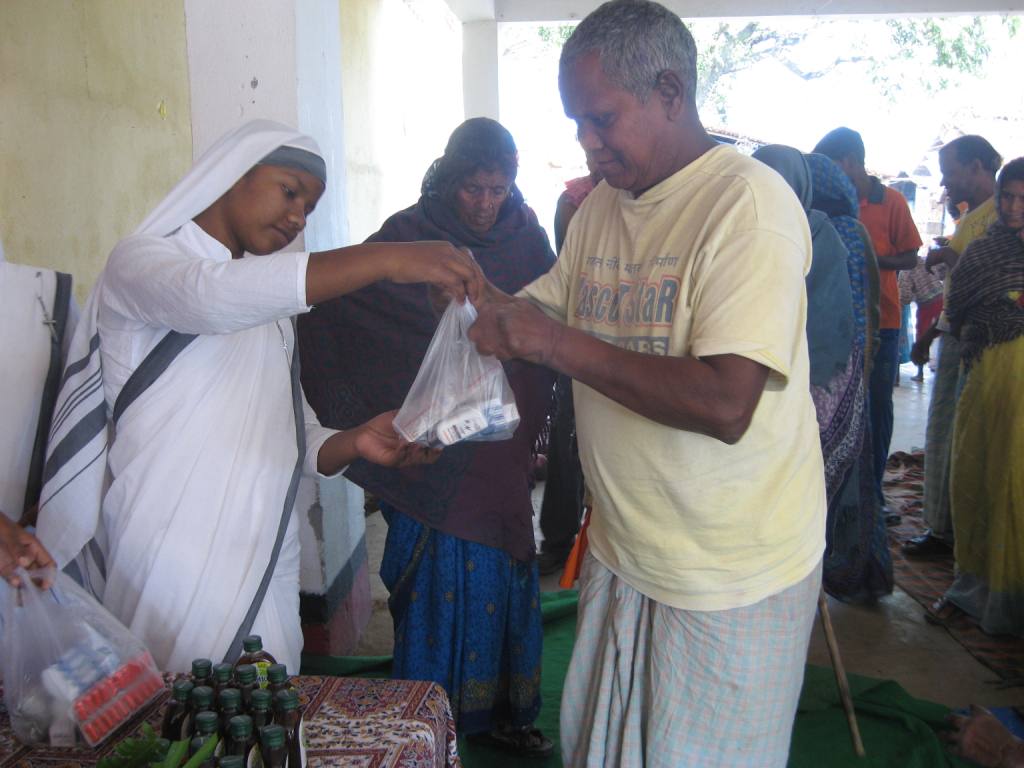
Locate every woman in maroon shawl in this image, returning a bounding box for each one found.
[298,118,556,757]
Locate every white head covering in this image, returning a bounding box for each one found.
[136,119,323,237]
[37,119,322,580]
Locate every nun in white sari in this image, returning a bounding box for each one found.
[36,120,472,673]
[36,121,334,673]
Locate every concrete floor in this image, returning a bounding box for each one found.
[353,362,1021,711]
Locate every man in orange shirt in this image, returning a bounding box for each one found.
[814,128,921,518]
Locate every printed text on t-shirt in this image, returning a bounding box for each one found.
[574,273,680,328]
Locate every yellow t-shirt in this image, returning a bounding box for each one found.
[937,197,998,332]
[950,197,997,254]
[520,145,826,610]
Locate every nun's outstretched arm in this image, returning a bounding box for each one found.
[306,241,482,305]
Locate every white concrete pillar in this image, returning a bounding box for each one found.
[462,20,500,119]
[182,0,349,245]
[296,0,350,249]
[183,0,370,657]
[183,0,299,157]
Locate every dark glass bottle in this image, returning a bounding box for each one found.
[218,757,244,768]
[259,723,288,768]
[266,663,289,698]
[188,710,219,767]
[190,658,213,688]
[248,688,273,731]
[273,688,304,768]
[227,714,256,763]
[217,688,243,743]
[186,685,215,738]
[160,678,193,740]
[212,662,234,698]
[234,664,257,710]
[236,635,277,689]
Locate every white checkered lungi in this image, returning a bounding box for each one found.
[561,553,821,767]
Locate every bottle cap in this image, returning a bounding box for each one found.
[229,714,253,739]
[235,664,257,684]
[260,723,286,749]
[242,634,264,653]
[249,689,272,711]
[194,711,219,735]
[213,662,234,683]
[171,678,195,702]
[218,687,242,710]
[273,688,299,711]
[191,658,212,678]
[190,685,214,708]
[266,663,288,684]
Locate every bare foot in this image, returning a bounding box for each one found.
[943,705,1024,767]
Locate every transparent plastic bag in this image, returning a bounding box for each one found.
[393,299,520,448]
[1,568,163,747]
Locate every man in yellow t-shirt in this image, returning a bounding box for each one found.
[469,2,824,765]
[903,135,1002,558]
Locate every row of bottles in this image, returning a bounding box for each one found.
[190,713,288,767]
[148,726,285,768]
[160,636,303,766]
[190,635,280,691]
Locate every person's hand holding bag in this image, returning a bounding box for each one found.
[468,292,565,366]
[0,515,54,588]
[355,411,442,466]
[393,299,519,447]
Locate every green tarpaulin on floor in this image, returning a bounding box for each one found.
[302,590,973,767]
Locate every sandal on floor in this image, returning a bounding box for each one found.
[469,724,554,759]
[924,596,965,627]
[901,533,953,559]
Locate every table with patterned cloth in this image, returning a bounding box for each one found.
[0,675,460,767]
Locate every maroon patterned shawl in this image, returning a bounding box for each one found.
[297,191,556,561]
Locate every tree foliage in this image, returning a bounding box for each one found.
[692,16,1017,120]
[534,16,1019,122]
[536,23,575,48]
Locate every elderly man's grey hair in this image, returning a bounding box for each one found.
[560,0,698,104]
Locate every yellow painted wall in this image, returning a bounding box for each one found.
[0,0,193,302]
[339,0,463,243]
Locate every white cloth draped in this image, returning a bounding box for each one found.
[37,120,337,673]
[0,263,68,520]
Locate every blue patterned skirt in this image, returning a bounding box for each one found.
[379,503,543,734]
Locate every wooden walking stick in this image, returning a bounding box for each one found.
[818,590,866,758]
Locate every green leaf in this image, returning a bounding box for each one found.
[160,739,190,768]
[180,733,219,768]
[97,723,172,768]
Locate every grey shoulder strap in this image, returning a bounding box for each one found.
[224,320,307,663]
[68,328,198,588]
[112,331,198,424]
[23,272,74,517]
[40,329,197,499]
